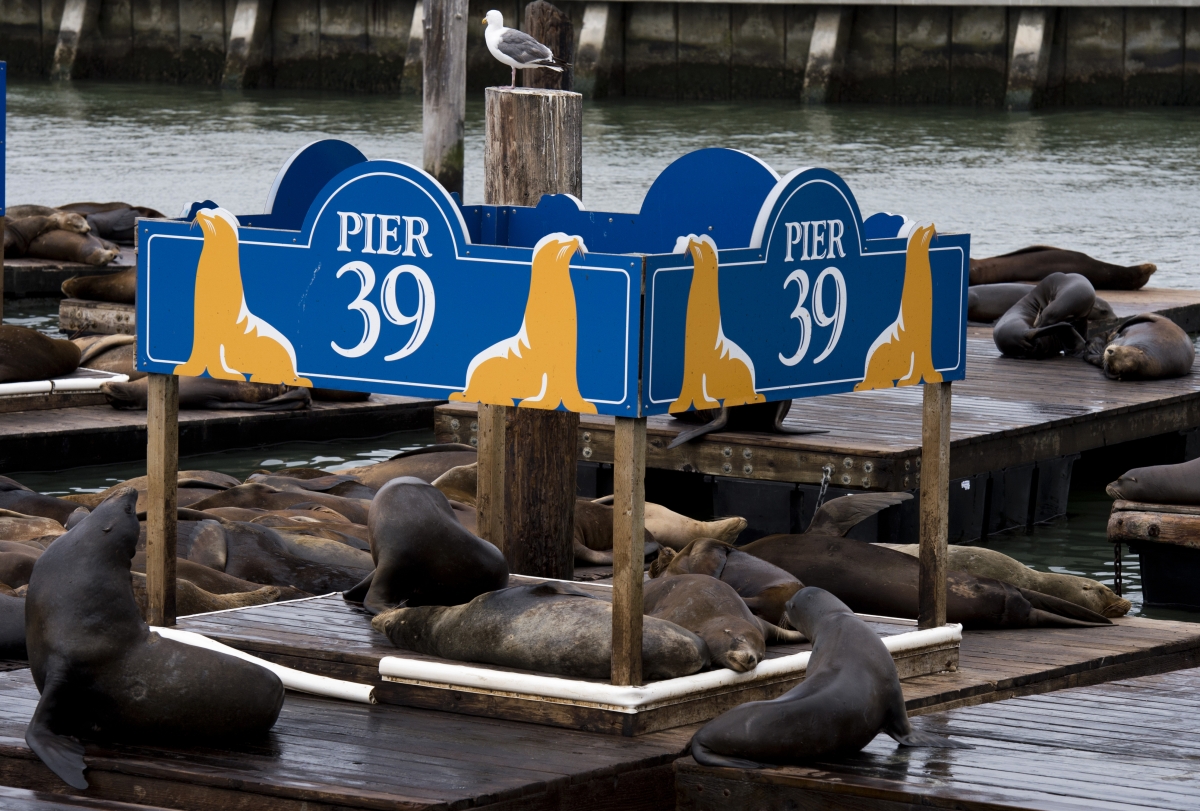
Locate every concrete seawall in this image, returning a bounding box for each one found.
[1,0,1197,106]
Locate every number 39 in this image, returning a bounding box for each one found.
[331,261,436,360]
[778,267,846,366]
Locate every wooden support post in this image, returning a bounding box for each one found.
[222,0,273,89]
[1005,9,1052,111]
[480,86,583,580]
[146,373,178,627]
[424,0,467,196]
[50,0,100,81]
[612,417,646,686]
[918,381,951,630]
[523,1,574,91]
[400,0,425,96]
[802,6,851,104]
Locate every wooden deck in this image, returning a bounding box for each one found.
[0,395,439,471]
[677,665,1200,811]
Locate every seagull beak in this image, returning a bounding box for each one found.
[481,18,487,24]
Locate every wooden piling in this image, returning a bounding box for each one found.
[424,0,467,197]
[918,381,951,630]
[611,416,646,686]
[523,1,574,91]
[480,86,583,582]
[146,373,179,627]
[50,0,99,81]
[222,0,273,89]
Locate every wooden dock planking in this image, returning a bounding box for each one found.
[0,786,177,810]
[438,330,1200,490]
[676,666,1200,811]
[0,395,440,471]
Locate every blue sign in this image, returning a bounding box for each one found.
[138,142,969,418]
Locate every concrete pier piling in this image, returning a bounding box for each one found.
[3,0,1198,106]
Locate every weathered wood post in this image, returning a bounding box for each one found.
[481,87,583,579]
[424,0,467,196]
[523,1,574,91]
[918,380,952,629]
[612,415,646,685]
[146,373,179,626]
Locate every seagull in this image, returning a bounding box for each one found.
[482,9,570,89]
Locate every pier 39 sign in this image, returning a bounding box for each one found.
[137,143,969,417]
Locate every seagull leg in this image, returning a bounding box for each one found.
[511,66,517,89]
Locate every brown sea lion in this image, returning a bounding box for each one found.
[202,505,356,525]
[993,273,1092,359]
[245,472,376,500]
[63,470,239,512]
[373,582,709,680]
[352,444,478,490]
[0,510,67,542]
[0,541,42,589]
[248,515,370,550]
[62,266,136,304]
[73,334,141,379]
[741,495,1112,629]
[968,282,1117,325]
[572,498,660,566]
[5,205,64,218]
[668,400,828,449]
[688,587,966,768]
[644,574,804,672]
[651,538,803,626]
[431,462,478,506]
[101,376,311,411]
[1083,313,1195,380]
[1107,456,1200,506]
[130,550,311,599]
[969,246,1156,290]
[129,571,289,618]
[3,212,90,257]
[59,201,165,219]
[592,495,747,551]
[0,478,85,526]
[881,543,1130,618]
[189,483,371,524]
[344,477,508,615]
[26,230,120,266]
[0,325,81,383]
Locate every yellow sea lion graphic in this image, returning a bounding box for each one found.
[174,208,312,387]
[669,234,764,414]
[449,233,596,413]
[855,223,942,391]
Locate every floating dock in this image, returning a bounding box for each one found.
[1109,499,1200,611]
[676,665,1200,811]
[3,254,133,300]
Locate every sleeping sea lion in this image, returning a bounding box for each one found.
[189,483,370,524]
[741,497,1112,629]
[592,495,747,550]
[644,574,804,672]
[650,538,803,626]
[344,477,507,615]
[688,587,966,768]
[24,489,284,789]
[970,246,1156,290]
[130,550,311,600]
[667,400,828,449]
[0,326,81,384]
[880,543,1130,618]
[0,541,42,589]
[573,498,660,566]
[352,445,478,489]
[73,334,141,379]
[3,212,90,257]
[373,582,709,680]
[245,472,376,500]
[0,594,26,659]
[63,470,239,512]
[968,282,1116,325]
[101,376,311,411]
[0,478,85,526]
[993,273,1093,359]
[1083,313,1194,380]
[128,571,289,618]
[431,462,477,506]
[1107,456,1200,506]
[26,230,120,266]
[62,266,136,304]
[0,511,67,543]
[249,515,370,551]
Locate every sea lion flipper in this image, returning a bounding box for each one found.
[573,541,614,566]
[886,725,972,749]
[25,674,88,789]
[805,492,914,536]
[343,570,375,604]
[756,616,806,644]
[689,738,767,769]
[666,410,728,449]
[1017,587,1112,626]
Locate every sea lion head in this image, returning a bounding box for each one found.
[783,586,854,641]
[721,633,761,673]
[1102,343,1148,380]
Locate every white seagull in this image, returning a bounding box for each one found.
[482,9,570,89]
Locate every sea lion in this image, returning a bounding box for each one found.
[128,571,289,618]
[431,462,478,506]
[249,515,370,551]
[189,483,370,524]
[26,230,120,266]
[0,478,85,526]
[0,541,42,589]
[373,582,709,680]
[992,273,1092,359]
[1107,456,1200,505]
[352,445,478,490]
[24,489,284,789]
[72,334,142,379]
[245,472,376,500]
[688,587,966,768]
[573,498,660,566]
[880,543,1130,618]
[62,266,136,304]
[0,326,81,384]
[3,212,90,257]
[0,511,67,543]
[101,376,311,411]
[63,470,238,512]
[650,538,803,626]
[0,594,26,659]
[130,551,311,600]
[644,574,804,672]
[592,495,747,551]
[1083,313,1194,380]
[344,477,508,615]
[968,282,1114,325]
[58,202,164,244]
[741,505,1112,629]
[970,246,1157,290]
[667,400,828,448]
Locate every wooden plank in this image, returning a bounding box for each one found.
[919,380,951,629]
[612,416,647,687]
[1109,509,1200,548]
[1113,500,1200,516]
[145,373,178,627]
